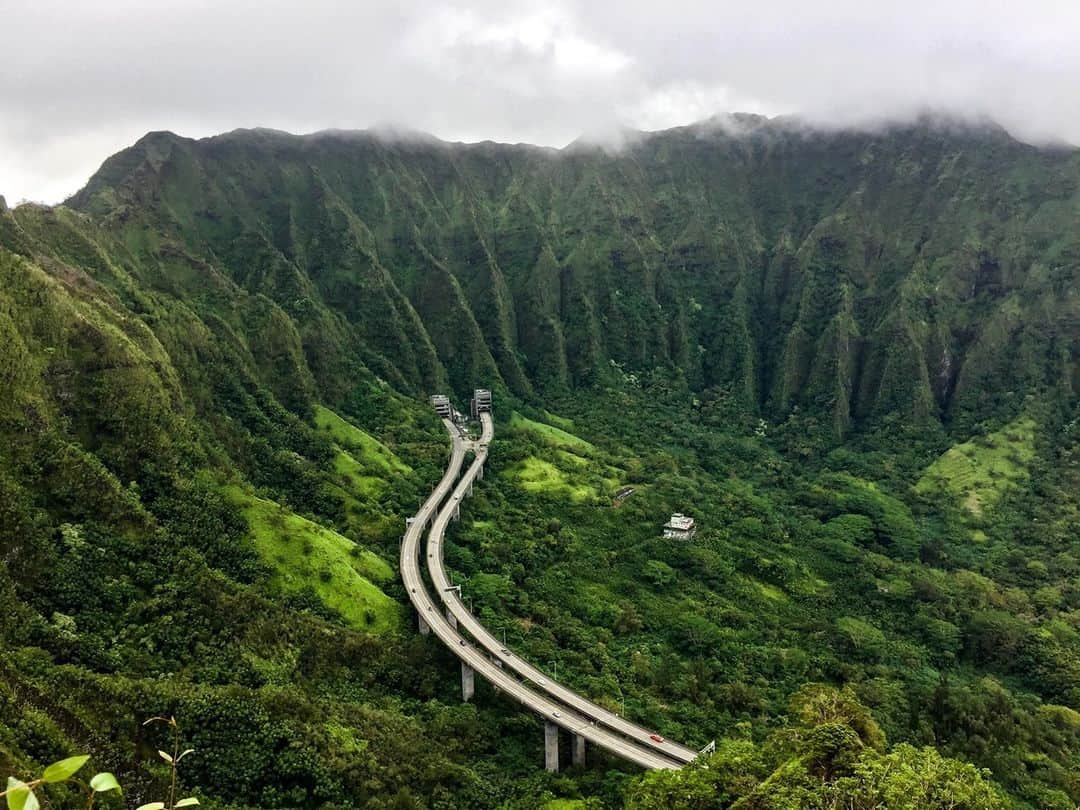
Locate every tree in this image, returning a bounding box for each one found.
[644,559,677,589]
[789,684,886,750]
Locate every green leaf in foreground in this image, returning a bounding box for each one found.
[135,803,165,810]
[89,772,121,793]
[5,779,39,810]
[176,799,200,807]
[41,755,90,783]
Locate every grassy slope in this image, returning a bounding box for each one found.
[315,405,412,475]
[509,412,597,452]
[916,416,1037,515]
[223,484,400,633]
[504,411,619,502]
[509,457,598,502]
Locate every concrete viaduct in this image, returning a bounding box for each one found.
[400,390,702,772]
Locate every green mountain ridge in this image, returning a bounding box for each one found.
[0,115,1077,808]
[60,116,1078,439]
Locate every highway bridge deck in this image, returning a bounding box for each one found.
[400,404,694,771]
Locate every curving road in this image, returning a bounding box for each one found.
[400,416,683,770]
[426,412,698,766]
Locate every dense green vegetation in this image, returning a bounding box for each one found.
[447,387,1077,807]
[0,115,1077,807]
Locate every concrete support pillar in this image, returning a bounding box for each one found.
[445,607,457,629]
[572,734,586,767]
[461,662,475,702]
[453,505,460,521]
[478,464,484,480]
[418,613,430,635]
[544,721,559,773]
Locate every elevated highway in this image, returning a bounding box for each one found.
[400,414,683,771]
[427,412,699,765]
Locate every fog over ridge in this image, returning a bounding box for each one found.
[3,0,1080,203]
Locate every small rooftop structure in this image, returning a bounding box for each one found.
[471,388,492,418]
[430,394,451,417]
[663,513,696,540]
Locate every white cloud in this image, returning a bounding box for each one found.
[402,5,629,100]
[620,81,774,133]
[2,0,1080,203]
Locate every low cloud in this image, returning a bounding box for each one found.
[2,0,1080,202]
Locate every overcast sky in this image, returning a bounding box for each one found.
[3,0,1080,203]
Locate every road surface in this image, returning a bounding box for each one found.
[400,416,683,770]
[426,412,698,765]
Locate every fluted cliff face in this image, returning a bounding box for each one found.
[2,117,1078,808]
[3,115,1077,485]
[55,117,1076,439]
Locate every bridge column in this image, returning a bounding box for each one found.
[572,734,585,767]
[461,662,475,702]
[445,607,457,629]
[418,613,430,635]
[453,505,460,521]
[544,721,559,773]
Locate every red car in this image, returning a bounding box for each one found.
[649,734,665,743]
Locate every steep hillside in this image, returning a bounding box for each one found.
[0,201,482,805]
[0,116,1077,808]
[68,116,1079,439]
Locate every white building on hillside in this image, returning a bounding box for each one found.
[663,513,696,540]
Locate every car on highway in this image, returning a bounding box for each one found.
[552,711,561,718]
[649,734,665,743]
